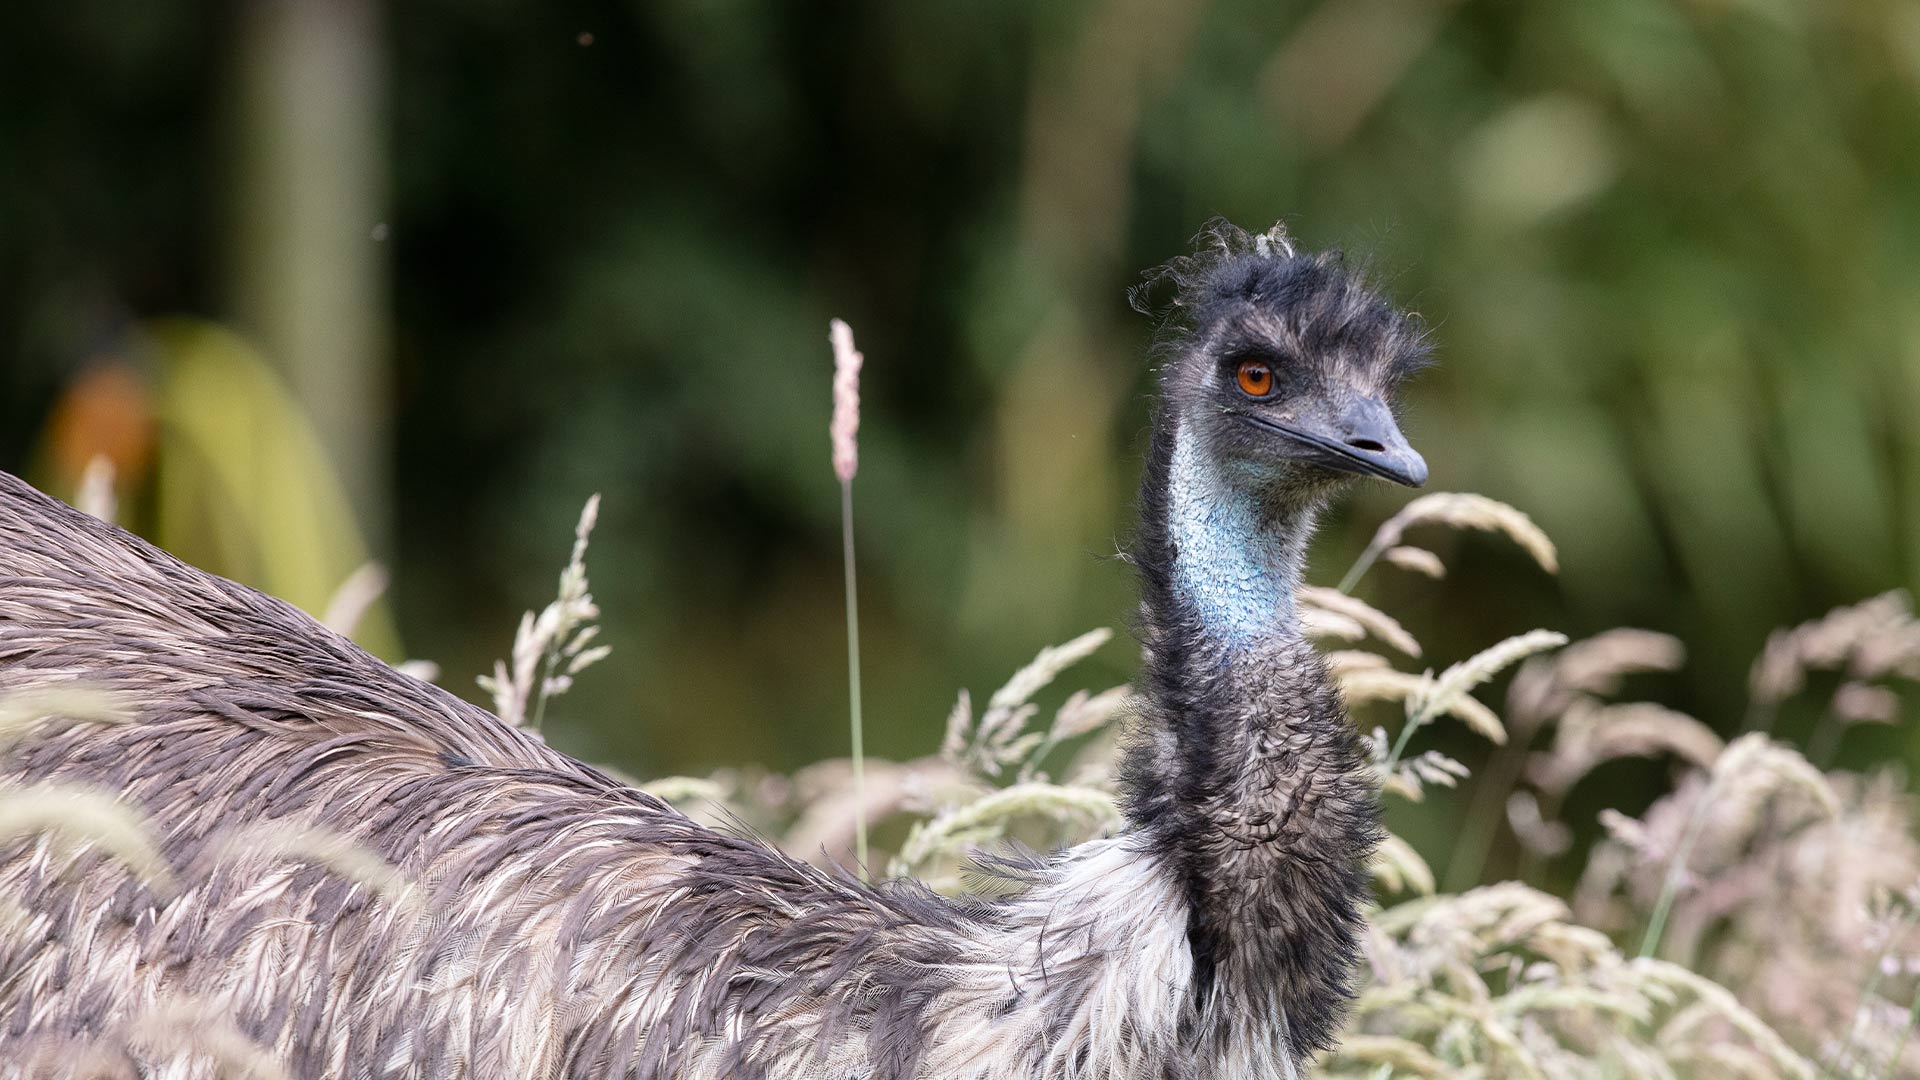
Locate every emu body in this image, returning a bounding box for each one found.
[0,222,1428,1078]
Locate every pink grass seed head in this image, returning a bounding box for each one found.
[829,318,863,484]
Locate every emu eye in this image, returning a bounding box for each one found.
[1235,360,1274,398]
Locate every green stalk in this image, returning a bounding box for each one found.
[841,481,868,877]
[1805,705,1846,768]
[1381,713,1423,773]
[530,648,558,731]
[1880,982,1920,1080]
[1444,724,1534,893]
[1638,794,1716,959]
[1830,899,1920,1077]
[1382,693,1440,774]
[1337,539,1388,594]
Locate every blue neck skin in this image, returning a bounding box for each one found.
[1166,427,1314,651]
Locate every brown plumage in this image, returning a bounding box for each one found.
[0,221,1429,1078]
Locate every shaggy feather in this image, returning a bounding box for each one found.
[0,475,1194,1079]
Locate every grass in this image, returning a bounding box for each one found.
[629,482,1918,1076]
[830,319,869,877]
[3,377,1918,1074]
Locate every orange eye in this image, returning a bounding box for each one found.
[1236,360,1274,397]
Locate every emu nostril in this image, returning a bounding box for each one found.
[1346,437,1386,454]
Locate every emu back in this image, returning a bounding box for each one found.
[0,472,1196,1079]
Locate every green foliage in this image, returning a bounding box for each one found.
[8,1,1919,790]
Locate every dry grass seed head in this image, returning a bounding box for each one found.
[477,493,606,728]
[1504,628,1684,744]
[1302,607,1368,645]
[319,561,390,637]
[944,628,1113,777]
[1405,629,1569,744]
[1383,545,1446,579]
[1527,701,1724,797]
[0,781,173,894]
[889,781,1120,882]
[1368,492,1559,574]
[206,821,415,909]
[0,685,136,749]
[1749,590,1915,707]
[120,996,293,1080]
[74,454,118,523]
[1372,831,1437,895]
[1710,734,1840,823]
[1299,586,1422,657]
[1323,649,1391,678]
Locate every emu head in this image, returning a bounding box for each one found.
[1145,221,1431,508]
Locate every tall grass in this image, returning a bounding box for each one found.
[477,494,608,731]
[671,472,1913,1075]
[5,459,1918,1075]
[829,318,869,876]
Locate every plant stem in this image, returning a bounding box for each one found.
[1880,981,1920,1080]
[1515,787,1570,884]
[530,648,559,731]
[1381,709,1425,773]
[1806,706,1845,769]
[1445,723,1534,893]
[1832,900,1920,1077]
[841,481,869,877]
[1337,540,1388,594]
[1638,787,1717,959]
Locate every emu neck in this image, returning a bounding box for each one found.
[1165,432,1313,649]
[1122,415,1377,1066]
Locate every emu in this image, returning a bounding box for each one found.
[0,221,1428,1078]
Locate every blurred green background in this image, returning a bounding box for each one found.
[4,0,1917,876]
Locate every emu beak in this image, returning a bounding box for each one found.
[1252,397,1428,487]
[1328,396,1427,488]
